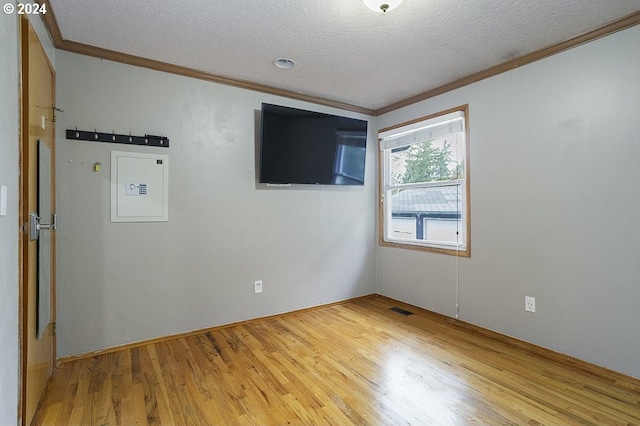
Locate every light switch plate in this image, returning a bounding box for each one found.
[0,185,7,216]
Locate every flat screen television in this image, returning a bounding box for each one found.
[259,103,368,186]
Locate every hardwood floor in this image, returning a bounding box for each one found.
[33,295,640,425]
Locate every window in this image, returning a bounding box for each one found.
[379,105,470,257]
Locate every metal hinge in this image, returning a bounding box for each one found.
[52,322,56,336]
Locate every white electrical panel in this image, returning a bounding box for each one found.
[111,150,169,222]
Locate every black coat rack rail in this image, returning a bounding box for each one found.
[66,129,170,148]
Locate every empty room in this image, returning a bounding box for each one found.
[2,1,640,425]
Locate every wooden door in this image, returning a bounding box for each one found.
[20,17,56,426]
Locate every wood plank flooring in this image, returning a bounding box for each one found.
[33,296,640,425]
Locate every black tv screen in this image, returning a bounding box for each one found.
[259,103,368,185]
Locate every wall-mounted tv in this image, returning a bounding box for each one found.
[259,103,368,186]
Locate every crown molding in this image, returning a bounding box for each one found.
[375,10,640,115]
[39,2,640,117]
[38,1,375,116]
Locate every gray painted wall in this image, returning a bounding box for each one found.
[377,25,640,378]
[55,51,377,357]
[0,11,20,426]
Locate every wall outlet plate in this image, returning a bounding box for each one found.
[525,296,536,313]
[254,280,263,294]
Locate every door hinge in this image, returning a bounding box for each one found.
[52,322,56,336]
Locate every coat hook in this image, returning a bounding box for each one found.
[112,130,116,141]
[51,106,64,123]
[128,131,132,143]
[75,126,79,138]
[94,128,98,140]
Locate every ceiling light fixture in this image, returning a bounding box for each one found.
[273,58,296,69]
[362,0,403,13]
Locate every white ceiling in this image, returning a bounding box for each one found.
[48,0,640,111]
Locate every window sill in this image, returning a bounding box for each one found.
[379,239,471,258]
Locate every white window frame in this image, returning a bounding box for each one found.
[378,105,471,257]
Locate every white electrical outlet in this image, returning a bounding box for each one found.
[525,296,536,313]
[254,280,263,294]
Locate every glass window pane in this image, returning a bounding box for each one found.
[424,219,460,244]
[388,217,416,240]
[389,134,463,186]
[388,185,462,243]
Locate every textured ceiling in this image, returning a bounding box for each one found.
[48,0,640,111]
